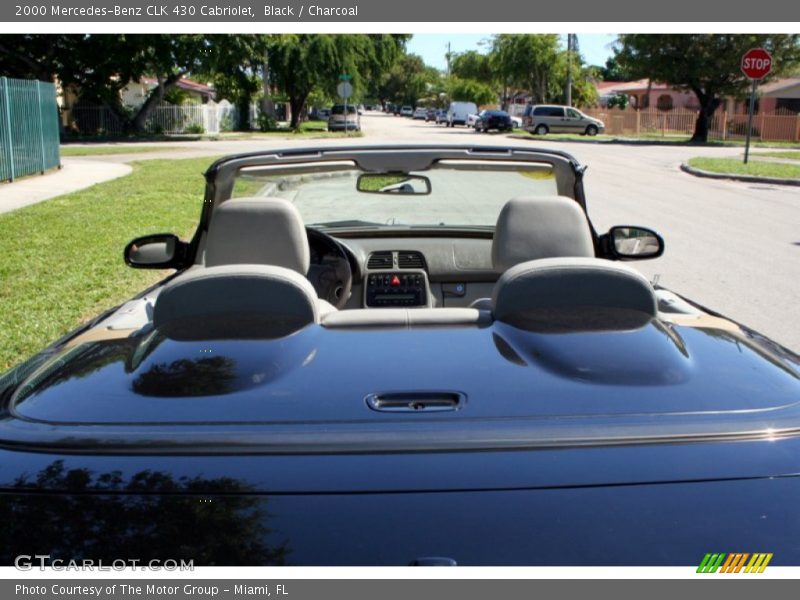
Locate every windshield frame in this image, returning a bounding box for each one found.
[196,145,590,251]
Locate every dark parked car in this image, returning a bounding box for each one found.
[474,109,514,132]
[1,145,799,567]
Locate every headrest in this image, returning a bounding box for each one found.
[492,196,594,271]
[153,265,318,340]
[205,197,310,274]
[492,258,657,329]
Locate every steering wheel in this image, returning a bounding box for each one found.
[305,227,353,309]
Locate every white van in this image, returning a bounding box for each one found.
[446,102,478,127]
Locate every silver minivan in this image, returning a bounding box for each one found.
[523,105,605,136]
[328,104,361,132]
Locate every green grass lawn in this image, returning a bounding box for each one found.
[60,145,188,157]
[753,151,800,160]
[0,156,216,371]
[687,157,800,179]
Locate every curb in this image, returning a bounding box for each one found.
[679,163,800,187]
[507,134,720,147]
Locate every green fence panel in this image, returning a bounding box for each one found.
[0,77,61,182]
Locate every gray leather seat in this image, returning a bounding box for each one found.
[153,197,332,338]
[492,195,594,270]
[204,197,311,272]
[153,265,321,339]
[492,257,657,332]
[471,195,595,310]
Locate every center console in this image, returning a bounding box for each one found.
[364,270,430,308]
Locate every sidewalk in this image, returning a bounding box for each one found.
[0,158,132,214]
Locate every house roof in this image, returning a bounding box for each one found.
[139,76,215,95]
[597,76,800,98]
[595,80,627,93]
[759,77,800,97]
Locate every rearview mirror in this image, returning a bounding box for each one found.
[357,173,431,195]
[124,234,185,269]
[608,226,664,260]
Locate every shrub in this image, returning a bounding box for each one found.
[257,113,278,132]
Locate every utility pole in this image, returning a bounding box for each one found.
[565,34,574,107]
[446,42,452,77]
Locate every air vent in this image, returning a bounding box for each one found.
[398,251,425,269]
[367,252,393,270]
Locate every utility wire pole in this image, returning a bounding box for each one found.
[446,42,452,77]
[566,34,574,107]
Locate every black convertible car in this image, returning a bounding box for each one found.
[1,146,798,566]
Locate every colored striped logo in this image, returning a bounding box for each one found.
[697,553,773,573]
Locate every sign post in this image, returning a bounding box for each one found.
[337,76,353,137]
[740,48,773,164]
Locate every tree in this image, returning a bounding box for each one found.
[490,34,562,104]
[596,54,633,81]
[606,93,629,109]
[551,52,599,107]
[616,34,800,142]
[269,34,408,128]
[200,35,271,130]
[446,76,497,106]
[451,51,494,83]
[0,34,218,133]
[0,34,146,124]
[123,35,213,132]
[375,53,438,107]
[0,34,80,81]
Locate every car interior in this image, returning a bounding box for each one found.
[104,146,700,343]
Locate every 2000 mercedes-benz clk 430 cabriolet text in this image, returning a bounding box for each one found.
[1,146,798,566]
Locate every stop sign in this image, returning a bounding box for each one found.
[741,48,773,80]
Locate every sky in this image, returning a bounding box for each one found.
[406,34,619,71]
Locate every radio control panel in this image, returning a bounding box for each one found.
[364,270,429,308]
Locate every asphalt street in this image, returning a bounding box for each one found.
[67,112,800,350]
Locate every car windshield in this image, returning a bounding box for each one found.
[331,105,357,114]
[230,162,560,229]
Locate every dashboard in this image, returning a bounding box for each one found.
[307,230,501,309]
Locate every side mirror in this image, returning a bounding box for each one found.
[124,234,186,269]
[606,226,664,260]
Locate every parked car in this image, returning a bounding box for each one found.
[327,104,361,132]
[522,105,605,136]
[2,145,798,566]
[509,115,523,128]
[474,110,514,132]
[466,112,481,127]
[316,108,331,120]
[400,105,414,117]
[446,101,478,127]
[413,107,428,120]
[434,109,448,125]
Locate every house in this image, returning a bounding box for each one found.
[596,79,698,110]
[597,77,800,115]
[120,76,215,109]
[722,77,800,114]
